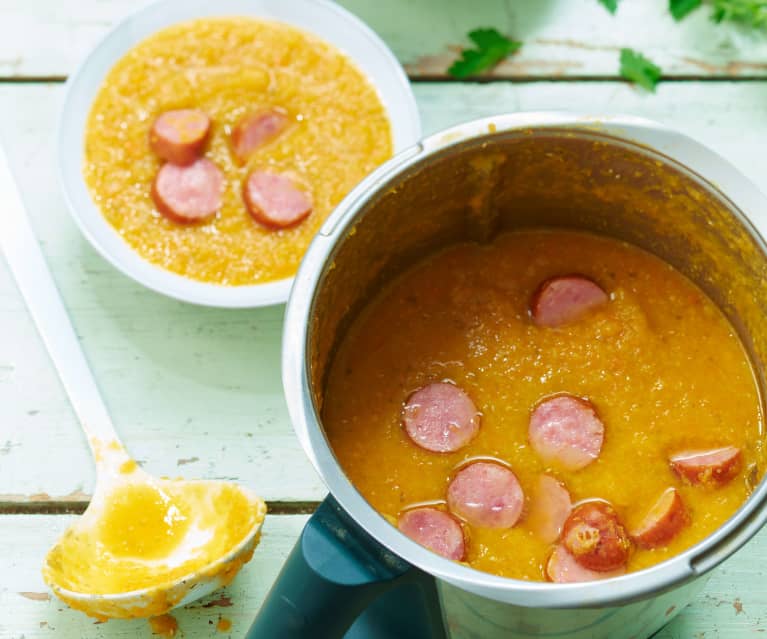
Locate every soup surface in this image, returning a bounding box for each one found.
[324,229,764,581]
[84,17,392,285]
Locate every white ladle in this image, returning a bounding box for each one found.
[0,146,265,619]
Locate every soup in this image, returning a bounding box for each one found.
[84,17,392,285]
[324,229,763,582]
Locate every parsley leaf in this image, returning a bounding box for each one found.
[619,48,662,92]
[447,28,522,79]
[711,0,767,28]
[598,0,620,14]
[670,0,702,20]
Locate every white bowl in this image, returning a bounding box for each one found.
[58,0,421,308]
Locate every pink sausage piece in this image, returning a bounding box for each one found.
[669,446,742,487]
[149,109,210,166]
[231,109,290,163]
[529,395,604,471]
[562,501,631,572]
[546,545,626,584]
[531,275,608,327]
[151,158,224,224]
[447,462,524,529]
[527,475,572,544]
[397,507,466,561]
[631,487,690,549]
[402,382,480,453]
[243,170,312,230]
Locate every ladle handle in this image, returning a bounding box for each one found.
[246,496,447,639]
[0,145,121,458]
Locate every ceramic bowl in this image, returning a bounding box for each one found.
[58,0,421,307]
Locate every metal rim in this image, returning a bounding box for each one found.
[283,112,767,607]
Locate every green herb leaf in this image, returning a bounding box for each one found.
[447,28,522,79]
[598,0,620,14]
[619,48,662,92]
[670,0,702,20]
[711,0,767,28]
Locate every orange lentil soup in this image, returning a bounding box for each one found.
[323,229,764,581]
[84,17,392,285]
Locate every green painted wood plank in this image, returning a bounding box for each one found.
[0,0,766,80]
[0,514,309,638]
[2,80,767,504]
[1,514,766,637]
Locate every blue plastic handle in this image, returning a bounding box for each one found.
[246,495,447,638]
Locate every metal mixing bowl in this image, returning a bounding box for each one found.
[281,113,767,637]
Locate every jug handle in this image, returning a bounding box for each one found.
[245,494,447,638]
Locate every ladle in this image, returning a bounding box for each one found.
[0,146,265,619]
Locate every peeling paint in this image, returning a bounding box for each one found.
[535,38,621,52]
[0,363,15,383]
[202,595,233,608]
[19,591,50,601]
[404,47,582,78]
[681,57,767,75]
[0,440,19,455]
[0,489,91,503]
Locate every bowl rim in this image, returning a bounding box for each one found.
[283,111,767,607]
[58,0,421,308]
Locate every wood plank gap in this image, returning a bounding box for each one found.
[2,74,767,85]
[410,74,767,83]
[0,500,321,515]
[0,76,67,83]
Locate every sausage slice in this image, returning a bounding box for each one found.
[231,109,289,163]
[669,446,742,486]
[397,507,466,561]
[149,109,210,166]
[546,545,626,583]
[631,488,690,549]
[447,462,524,529]
[527,475,572,544]
[562,501,631,572]
[243,170,312,230]
[402,382,480,453]
[531,275,608,327]
[529,395,604,470]
[151,158,224,224]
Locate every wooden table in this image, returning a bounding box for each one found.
[2,1,767,636]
